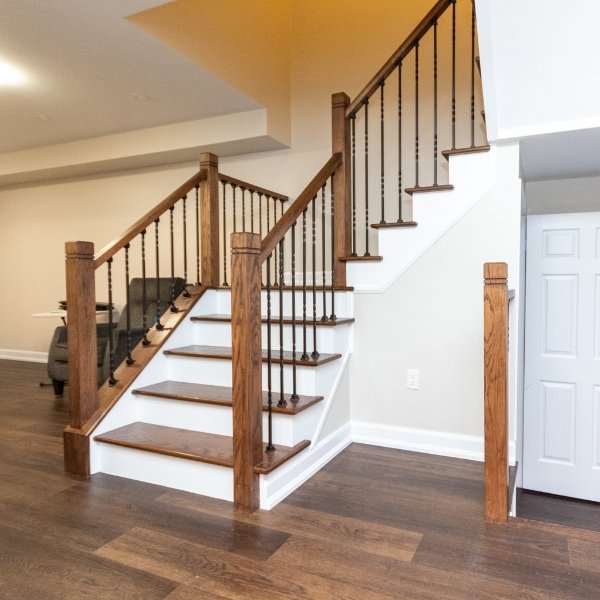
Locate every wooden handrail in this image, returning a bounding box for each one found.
[346,0,453,117]
[218,173,288,203]
[94,170,207,269]
[260,153,342,264]
[483,262,509,524]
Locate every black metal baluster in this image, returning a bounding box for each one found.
[351,114,357,256]
[379,80,386,224]
[451,0,456,149]
[330,175,336,320]
[266,255,275,453]
[154,218,164,330]
[107,258,117,385]
[415,41,420,188]
[182,195,190,297]
[169,206,178,312]
[301,208,309,360]
[291,222,299,400]
[397,60,403,222]
[433,19,438,187]
[250,191,255,233]
[363,98,370,256]
[470,0,476,147]
[259,193,264,285]
[278,239,286,407]
[141,230,150,346]
[232,184,237,232]
[273,198,279,286]
[124,244,134,365]
[311,197,319,359]
[241,187,246,232]
[221,181,228,286]
[320,184,328,321]
[195,185,201,286]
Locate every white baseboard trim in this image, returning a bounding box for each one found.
[352,421,517,464]
[260,422,352,510]
[0,349,48,364]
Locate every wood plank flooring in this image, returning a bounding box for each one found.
[1,359,599,599]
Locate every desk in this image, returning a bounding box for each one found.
[32,309,119,325]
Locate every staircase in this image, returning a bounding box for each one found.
[62,0,489,512]
[89,286,354,508]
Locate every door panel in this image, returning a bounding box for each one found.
[524,212,600,501]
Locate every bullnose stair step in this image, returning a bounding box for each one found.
[191,314,354,327]
[132,380,323,414]
[441,144,490,159]
[405,184,454,195]
[94,422,310,475]
[164,345,341,366]
[339,255,383,262]
[371,220,418,230]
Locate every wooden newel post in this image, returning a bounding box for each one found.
[199,152,220,287]
[230,232,263,512]
[63,240,97,477]
[483,262,509,523]
[332,92,351,286]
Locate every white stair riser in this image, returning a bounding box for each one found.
[211,289,354,319]
[137,396,323,446]
[93,441,233,501]
[192,321,351,354]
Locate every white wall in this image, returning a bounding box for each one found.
[350,143,522,456]
[525,175,600,215]
[476,0,600,141]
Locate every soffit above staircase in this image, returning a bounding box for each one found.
[0,0,288,188]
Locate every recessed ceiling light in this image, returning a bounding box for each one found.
[0,58,27,86]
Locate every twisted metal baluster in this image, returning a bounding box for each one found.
[398,60,403,222]
[301,208,309,360]
[266,254,275,453]
[169,206,178,313]
[107,258,117,385]
[273,198,279,286]
[363,98,370,256]
[154,219,164,330]
[241,187,246,232]
[330,175,336,320]
[291,222,299,400]
[351,114,357,256]
[321,184,328,321]
[141,230,150,346]
[415,42,420,188]
[470,0,476,147]
[379,80,386,223]
[182,195,190,297]
[221,181,228,286]
[433,20,438,186]
[451,0,456,150]
[311,197,319,359]
[278,239,286,407]
[125,244,134,365]
[195,185,201,285]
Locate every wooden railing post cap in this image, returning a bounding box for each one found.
[65,240,95,257]
[332,92,350,107]
[484,262,508,282]
[198,152,218,168]
[231,231,261,254]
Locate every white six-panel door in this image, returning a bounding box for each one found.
[524,212,600,501]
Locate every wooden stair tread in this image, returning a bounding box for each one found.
[164,345,342,366]
[209,285,355,292]
[339,255,383,262]
[191,314,354,327]
[405,184,454,195]
[132,381,323,414]
[94,422,309,474]
[371,220,417,230]
[441,145,490,159]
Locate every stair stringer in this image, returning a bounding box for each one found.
[88,288,355,508]
[347,146,498,293]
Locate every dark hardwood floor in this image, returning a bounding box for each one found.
[1,359,599,599]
